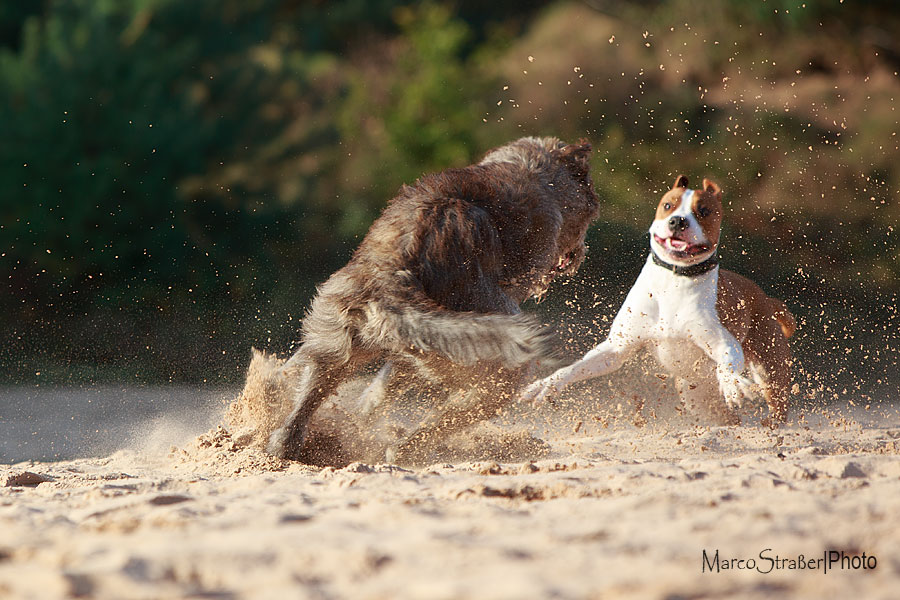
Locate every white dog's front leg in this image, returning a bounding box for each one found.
[693,325,754,410]
[519,339,634,404]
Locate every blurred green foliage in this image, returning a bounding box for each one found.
[1,0,898,399]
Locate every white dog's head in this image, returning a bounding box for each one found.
[649,175,723,266]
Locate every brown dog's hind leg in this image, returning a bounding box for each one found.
[267,350,353,461]
[388,363,525,465]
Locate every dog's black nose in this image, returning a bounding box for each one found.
[668,215,688,232]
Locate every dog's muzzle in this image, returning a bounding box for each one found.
[668,215,688,233]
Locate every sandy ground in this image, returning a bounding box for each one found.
[2,387,900,600]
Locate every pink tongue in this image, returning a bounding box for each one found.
[668,238,688,251]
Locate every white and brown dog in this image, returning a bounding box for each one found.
[521,176,796,425]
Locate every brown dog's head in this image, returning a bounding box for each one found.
[649,175,723,266]
[481,136,599,300]
[549,138,599,276]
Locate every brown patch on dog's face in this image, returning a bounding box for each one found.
[694,178,723,249]
[655,186,686,221]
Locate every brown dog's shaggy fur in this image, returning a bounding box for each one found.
[252,137,599,463]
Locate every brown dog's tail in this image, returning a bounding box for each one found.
[372,296,554,368]
[769,298,796,339]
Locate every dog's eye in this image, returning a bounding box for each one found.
[664,202,671,210]
[697,206,710,218]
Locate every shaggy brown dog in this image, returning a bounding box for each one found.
[260,136,599,463]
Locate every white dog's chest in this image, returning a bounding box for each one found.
[648,297,718,374]
[617,261,722,372]
[652,337,714,375]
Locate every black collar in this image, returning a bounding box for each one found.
[650,247,719,277]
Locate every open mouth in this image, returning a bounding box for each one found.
[653,234,710,257]
[529,248,582,302]
[555,252,574,273]
[551,246,582,278]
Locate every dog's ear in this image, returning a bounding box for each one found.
[702,178,721,195]
[556,139,592,178]
[673,175,689,189]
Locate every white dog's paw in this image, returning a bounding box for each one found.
[519,378,558,405]
[718,371,755,411]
